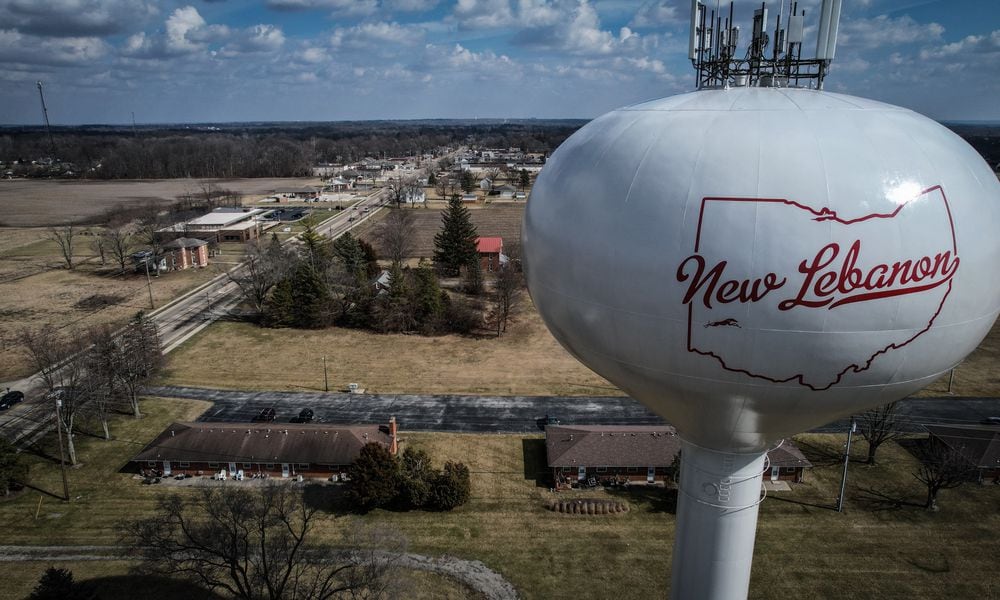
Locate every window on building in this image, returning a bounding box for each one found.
[208,462,219,468]
[178,462,190,468]
[596,466,607,473]
[146,461,156,467]
[627,466,639,473]
[297,463,310,469]
[243,463,252,469]
[265,464,275,469]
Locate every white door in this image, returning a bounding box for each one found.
[771,467,780,482]
[647,466,655,483]
[577,466,586,481]
[282,463,290,478]
[162,461,171,476]
[229,462,237,477]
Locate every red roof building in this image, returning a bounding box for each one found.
[476,237,504,272]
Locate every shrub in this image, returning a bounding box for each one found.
[347,443,400,509]
[431,461,471,510]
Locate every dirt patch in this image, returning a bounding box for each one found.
[73,293,128,311]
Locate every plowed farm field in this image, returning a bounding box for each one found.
[364,204,525,259]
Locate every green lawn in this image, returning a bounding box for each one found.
[2,399,998,600]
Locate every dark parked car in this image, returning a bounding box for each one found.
[290,408,315,424]
[0,390,24,409]
[981,416,1000,426]
[252,407,276,423]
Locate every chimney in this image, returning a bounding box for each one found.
[389,416,398,455]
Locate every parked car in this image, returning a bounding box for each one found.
[252,407,276,423]
[290,408,315,423]
[0,390,23,409]
[981,416,1000,425]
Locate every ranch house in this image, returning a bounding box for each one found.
[130,418,398,479]
[546,424,811,489]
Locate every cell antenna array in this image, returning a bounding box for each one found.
[689,0,842,89]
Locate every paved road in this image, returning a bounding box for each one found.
[0,189,398,446]
[147,386,1000,433]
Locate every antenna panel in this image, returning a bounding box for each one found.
[816,0,834,59]
[689,0,703,60]
[824,0,842,60]
[787,14,804,44]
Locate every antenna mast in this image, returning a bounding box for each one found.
[36,81,56,158]
[689,0,842,89]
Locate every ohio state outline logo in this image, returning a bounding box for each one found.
[676,185,958,391]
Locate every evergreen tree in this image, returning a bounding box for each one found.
[433,195,479,276]
[347,442,400,509]
[264,277,295,327]
[289,262,333,328]
[427,172,437,186]
[519,168,530,191]
[398,447,435,508]
[462,255,483,295]
[432,461,471,510]
[412,261,444,330]
[299,224,331,270]
[460,169,475,193]
[358,239,381,279]
[332,231,367,281]
[28,568,97,600]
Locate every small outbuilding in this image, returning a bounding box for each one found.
[476,237,504,272]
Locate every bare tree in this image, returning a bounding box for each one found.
[485,166,502,187]
[434,174,450,200]
[104,226,135,276]
[115,313,163,418]
[386,176,419,208]
[19,326,88,465]
[491,263,523,337]
[49,226,76,270]
[377,209,415,267]
[229,239,291,321]
[119,484,405,600]
[89,230,107,266]
[913,439,976,511]
[858,401,903,465]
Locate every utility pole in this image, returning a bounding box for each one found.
[131,111,138,138]
[836,418,856,512]
[322,356,329,392]
[36,81,56,158]
[144,258,155,309]
[54,397,70,501]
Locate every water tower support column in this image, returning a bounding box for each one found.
[670,440,767,600]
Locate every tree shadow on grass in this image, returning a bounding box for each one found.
[605,486,677,514]
[793,438,848,468]
[303,483,353,515]
[88,575,225,600]
[521,438,549,488]
[765,494,837,512]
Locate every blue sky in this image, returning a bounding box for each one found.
[0,0,997,124]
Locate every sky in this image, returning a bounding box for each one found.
[0,0,998,124]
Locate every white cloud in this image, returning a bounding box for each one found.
[0,0,157,37]
[0,28,108,65]
[122,6,235,58]
[331,22,425,48]
[512,1,618,55]
[222,24,285,55]
[386,0,439,11]
[629,1,680,28]
[453,0,517,29]
[266,0,377,17]
[838,15,944,49]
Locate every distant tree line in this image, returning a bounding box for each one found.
[0,120,585,179]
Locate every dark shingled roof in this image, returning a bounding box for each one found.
[162,237,208,249]
[132,422,391,465]
[546,425,682,468]
[545,425,812,469]
[926,424,1000,469]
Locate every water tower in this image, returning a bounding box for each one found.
[523,1,1000,598]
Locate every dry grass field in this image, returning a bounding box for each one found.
[363,204,525,259]
[0,232,219,382]
[0,178,326,227]
[159,298,618,396]
[1,395,997,600]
